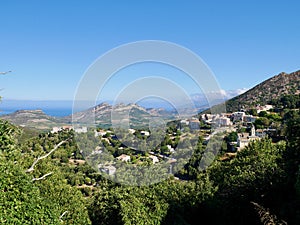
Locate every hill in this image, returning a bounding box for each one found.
[0,103,179,130]
[214,70,300,112]
[66,102,178,129]
[0,109,65,130]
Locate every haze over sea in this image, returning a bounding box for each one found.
[0,90,244,117]
[0,99,192,117]
[0,100,73,117]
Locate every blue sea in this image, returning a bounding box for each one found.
[0,100,74,117]
[0,108,72,117]
[0,99,200,117]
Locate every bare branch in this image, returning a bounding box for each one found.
[32,172,53,181]
[251,201,287,225]
[59,211,68,221]
[26,139,69,173]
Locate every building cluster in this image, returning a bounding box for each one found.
[93,127,168,176]
[200,113,233,127]
[51,125,87,134]
[236,125,260,150]
[256,104,273,113]
[199,112,258,127]
[59,105,276,176]
[198,109,274,150]
[180,118,202,130]
[98,152,160,176]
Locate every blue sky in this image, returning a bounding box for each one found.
[0,0,299,102]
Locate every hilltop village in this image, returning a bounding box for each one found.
[1,73,299,224]
[49,103,283,176]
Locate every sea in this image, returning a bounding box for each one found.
[0,108,72,117]
[0,100,74,117]
[0,99,206,117]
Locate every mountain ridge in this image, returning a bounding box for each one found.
[3,69,300,128]
[0,102,179,130]
[0,109,64,130]
[219,70,300,112]
[67,102,179,129]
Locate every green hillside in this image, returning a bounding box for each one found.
[224,70,300,112]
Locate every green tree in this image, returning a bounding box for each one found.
[207,138,286,224]
[248,108,258,116]
[0,159,61,224]
[0,120,91,224]
[258,110,268,117]
[254,117,270,128]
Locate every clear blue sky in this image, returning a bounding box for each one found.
[0,0,299,101]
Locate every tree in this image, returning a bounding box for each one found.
[0,120,61,224]
[226,131,238,142]
[89,175,216,225]
[0,120,91,224]
[0,155,63,224]
[207,138,286,224]
[254,117,270,128]
[259,111,268,117]
[248,108,258,116]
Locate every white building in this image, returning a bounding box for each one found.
[180,119,189,126]
[214,117,232,127]
[237,132,248,148]
[116,154,131,162]
[51,127,61,133]
[141,131,150,136]
[99,165,116,175]
[149,155,159,164]
[232,112,245,122]
[256,104,273,113]
[94,130,108,137]
[189,119,200,130]
[167,144,175,153]
[200,114,214,122]
[243,115,257,123]
[51,126,74,133]
[74,127,87,133]
[237,125,260,150]
[128,128,136,134]
[255,129,266,137]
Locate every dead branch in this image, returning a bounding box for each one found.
[59,211,68,221]
[26,139,68,173]
[32,172,53,181]
[251,201,287,225]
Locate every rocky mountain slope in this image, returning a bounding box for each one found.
[4,70,299,128]
[224,70,300,112]
[1,103,178,130]
[67,102,177,128]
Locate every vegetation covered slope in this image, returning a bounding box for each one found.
[2,70,300,224]
[0,103,177,130]
[0,109,65,130]
[224,70,300,112]
[1,107,300,224]
[0,120,91,224]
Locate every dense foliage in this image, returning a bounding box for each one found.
[0,121,91,224]
[1,107,300,224]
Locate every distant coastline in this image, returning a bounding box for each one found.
[0,108,72,117]
[0,99,193,118]
[0,98,212,118]
[0,99,74,117]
